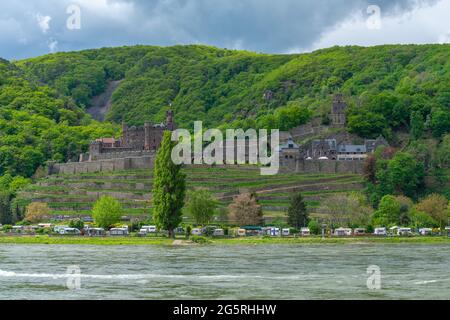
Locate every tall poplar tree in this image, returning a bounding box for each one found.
[153,131,186,238]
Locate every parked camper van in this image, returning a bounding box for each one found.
[192,228,203,236]
[300,227,310,236]
[237,229,246,237]
[419,228,432,236]
[141,226,157,233]
[334,228,352,236]
[397,228,412,236]
[213,229,224,237]
[110,227,129,236]
[374,227,387,236]
[282,228,290,236]
[60,227,81,235]
[353,228,366,236]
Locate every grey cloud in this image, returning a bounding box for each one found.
[0,0,439,60]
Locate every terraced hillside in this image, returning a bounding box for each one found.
[16,166,364,223]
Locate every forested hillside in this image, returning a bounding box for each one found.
[1,44,449,182]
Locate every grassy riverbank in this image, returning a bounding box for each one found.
[1,235,449,245]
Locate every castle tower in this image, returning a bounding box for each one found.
[166,110,175,131]
[331,93,347,126]
[121,121,128,147]
[144,122,151,150]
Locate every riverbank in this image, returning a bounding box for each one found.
[1,235,449,245]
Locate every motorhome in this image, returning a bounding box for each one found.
[397,228,412,236]
[213,229,224,236]
[110,227,129,236]
[60,228,81,235]
[141,226,157,233]
[374,227,387,236]
[334,228,352,236]
[419,228,432,236]
[300,227,310,236]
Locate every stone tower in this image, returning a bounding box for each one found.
[331,93,347,126]
[166,110,175,131]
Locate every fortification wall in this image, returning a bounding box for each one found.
[48,155,156,175]
[49,156,363,176]
[279,159,363,174]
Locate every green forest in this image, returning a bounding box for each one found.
[0,44,449,204]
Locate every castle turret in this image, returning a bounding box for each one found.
[144,122,151,150]
[166,110,175,131]
[331,93,347,126]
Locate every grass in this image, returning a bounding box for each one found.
[1,235,449,245]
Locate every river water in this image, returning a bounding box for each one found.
[0,244,449,300]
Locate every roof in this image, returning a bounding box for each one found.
[338,144,367,153]
[278,138,300,151]
[96,137,117,144]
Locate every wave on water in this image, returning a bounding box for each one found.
[0,269,305,281]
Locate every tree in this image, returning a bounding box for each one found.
[410,111,424,140]
[0,192,13,224]
[92,196,123,229]
[431,108,450,138]
[69,219,85,230]
[307,219,321,235]
[152,131,186,238]
[286,193,309,228]
[387,152,424,198]
[185,189,218,225]
[372,195,402,226]
[228,193,263,226]
[319,193,372,228]
[24,202,50,223]
[363,155,377,183]
[415,194,449,229]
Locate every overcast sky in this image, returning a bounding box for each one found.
[1,0,449,60]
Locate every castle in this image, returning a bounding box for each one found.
[83,110,175,161]
[49,94,388,175]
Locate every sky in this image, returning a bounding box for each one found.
[0,0,449,60]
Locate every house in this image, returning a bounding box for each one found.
[300,227,310,236]
[337,144,367,161]
[334,228,352,236]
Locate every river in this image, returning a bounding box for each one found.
[0,244,449,300]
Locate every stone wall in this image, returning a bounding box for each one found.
[279,159,363,174]
[49,155,363,176]
[48,155,156,175]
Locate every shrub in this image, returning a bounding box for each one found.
[190,235,210,244]
[92,196,123,229]
[308,220,321,235]
[25,202,50,223]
